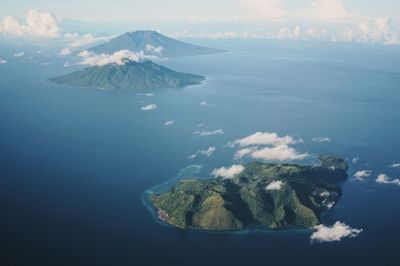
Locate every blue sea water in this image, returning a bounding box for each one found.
[0,39,400,266]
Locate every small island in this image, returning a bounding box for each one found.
[49,60,205,91]
[152,155,348,231]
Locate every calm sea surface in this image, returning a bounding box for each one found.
[0,40,399,265]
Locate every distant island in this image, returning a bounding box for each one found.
[49,60,205,90]
[152,155,348,231]
[88,30,225,57]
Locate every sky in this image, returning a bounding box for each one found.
[0,0,399,46]
[1,0,399,23]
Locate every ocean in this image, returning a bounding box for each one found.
[0,39,399,265]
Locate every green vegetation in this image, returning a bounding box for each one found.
[49,60,205,90]
[152,156,348,231]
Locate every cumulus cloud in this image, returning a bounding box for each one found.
[376,174,400,186]
[312,137,331,143]
[145,44,163,55]
[311,221,363,243]
[200,101,208,106]
[141,104,157,111]
[232,132,299,147]
[231,132,307,162]
[164,120,175,126]
[78,50,151,66]
[353,170,372,181]
[352,157,360,164]
[0,58,7,64]
[389,163,400,169]
[193,129,224,137]
[265,180,284,191]
[14,52,24,57]
[211,164,245,179]
[0,9,60,38]
[237,145,308,161]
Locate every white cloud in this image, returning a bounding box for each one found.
[298,0,361,22]
[63,32,111,48]
[14,52,24,57]
[169,30,268,40]
[352,157,360,164]
[265,180,284,191]
[145,44,163,55]
[193,129,224,137]
[322,199,335,209]
[343,17,400,45]
[234,147,256,159]
[232,132,298,147]
[390,163,400,169]
[212,164,245,179]
[141,104,157,111]
[376,174,400,186]
[0,58,7,64]
[78,50,151,66]
[200,101,207,106]
[59,48,71,56]
[240,0,288,21]
[199,147,216,157]
[311,221,363,243]
[353,170,372,181]
[0,9,60,38]
[231,132,307,162]
[189,146,216,159]
[164,120,175,126]
[312,137,331,143]
[238,144,308,161]
[319,191,330,197]
[137,93,154,97]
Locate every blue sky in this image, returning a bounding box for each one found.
[1,0,399,23]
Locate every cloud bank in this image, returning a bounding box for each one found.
[211,164,245,179]
[311,221,363,243]
[0,9,60,38]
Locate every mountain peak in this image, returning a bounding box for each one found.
[88,30,225,57]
